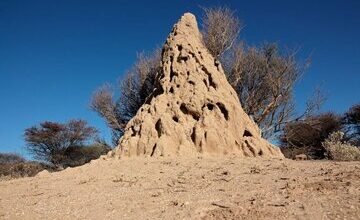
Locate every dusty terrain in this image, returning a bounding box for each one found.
[0,157,359,219]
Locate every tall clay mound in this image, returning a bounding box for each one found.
[113,13,283,158]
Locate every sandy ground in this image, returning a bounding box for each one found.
[0,156,359,220]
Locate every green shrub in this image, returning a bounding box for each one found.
[323,131,360,161]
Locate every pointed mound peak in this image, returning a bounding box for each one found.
[175,13,198,31]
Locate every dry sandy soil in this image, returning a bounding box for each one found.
[0,156,359,220]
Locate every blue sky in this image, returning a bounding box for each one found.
[0,0,359,157]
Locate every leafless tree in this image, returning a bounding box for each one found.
[223,42,317,138]
[201,6,242,57]
[91,49,161,144]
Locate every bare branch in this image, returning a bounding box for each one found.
[201,6,242,57]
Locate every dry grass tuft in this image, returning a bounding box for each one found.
[323,131,360,161]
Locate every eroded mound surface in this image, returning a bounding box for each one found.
[0,157,359,219]
[113,13,283,158]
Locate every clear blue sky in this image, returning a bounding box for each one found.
[1,0,359,157]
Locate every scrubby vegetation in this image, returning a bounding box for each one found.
[0,153,49,180]
[1,139,111,180]
[280,113,342,159]
[0,162,48,180]
[323,131,360,161]
[0,153,25,164]
[281,104,360,160]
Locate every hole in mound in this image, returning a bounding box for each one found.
[172,116,179,123]
[131,126,136,137]
[245,140,256,156]
[259,149,263,156]
[207,103,215,110]
[201,66,217,89]
[177,45,183,51]
[144,86,164,104]
[180,103,200,121]
[153,87,164,98]
[208,74,217,89]
[177,56,188,62]
[216,102,229,120]
[155,119,162,138]
[150,144,157,157]
[188,80,195,85]
[203,79,208,87]
[180,103,188,114]
[191,127,196,144]
[176,84,180,88]
[243,130,253,137]
[187,71,190,76]
[169,87,174,93]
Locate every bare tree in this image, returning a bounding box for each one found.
[202,6,242,57]
[224,43,315,138]
[91,49,161,144]
[90,84,124,143]
[201,7,323,139]
[24,120,98,165]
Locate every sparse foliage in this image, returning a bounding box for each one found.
[224,43,313,138]
[202,6,242,57]
[202,7,319,139]
[91,50,161,144]
[24,120,98,166]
